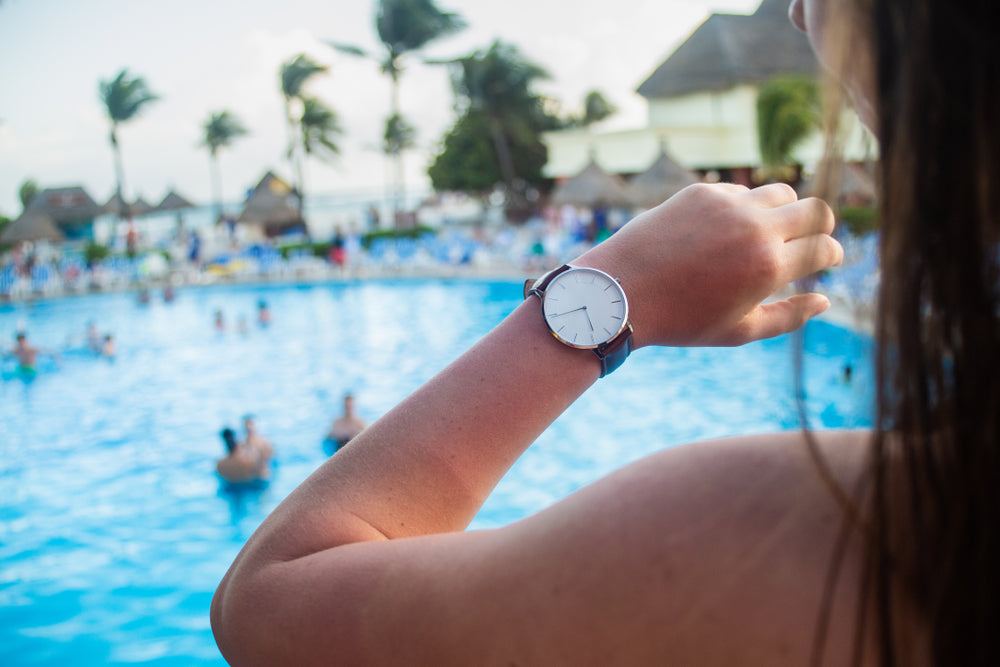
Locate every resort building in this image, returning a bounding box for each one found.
[542,0,875,187]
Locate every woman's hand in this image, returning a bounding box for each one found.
[576,183,843,348]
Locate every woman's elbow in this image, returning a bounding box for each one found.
[211,568,271,666]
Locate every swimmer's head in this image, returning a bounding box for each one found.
[15,333,25,342]
[220,428,238,452]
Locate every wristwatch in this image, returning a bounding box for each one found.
[524,264,633,377]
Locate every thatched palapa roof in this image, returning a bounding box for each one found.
[237,171,304,236]
[28,186,103,224]
[551,159,629,208]
[626,147,700,209]
[0,210,65,244]
[155,189,195,211]
[104,192,156,218]
[636,0,816,100]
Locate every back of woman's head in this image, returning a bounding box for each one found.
[220,428,238,453]
[857,0,1000,663]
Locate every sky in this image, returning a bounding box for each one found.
[0,0,763,217]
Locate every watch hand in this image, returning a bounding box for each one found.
[550,306,586,318]
[582,306,594,331]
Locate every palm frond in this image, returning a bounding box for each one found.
[299,97,343,162]
[328,41,369,58]
[280,54,329,100]
[201,110,249,155]
[375,0,466,65]
[99,69,159,124]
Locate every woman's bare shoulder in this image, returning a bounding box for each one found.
[465,429,878,665]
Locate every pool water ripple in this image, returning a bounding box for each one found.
[0,279,872,665]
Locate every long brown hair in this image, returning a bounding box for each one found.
[865,0,1000,663]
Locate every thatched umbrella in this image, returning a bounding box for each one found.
[0,210,65,244]
[154,189,195,212]
[237,171,304,237]
[626,147,700,209]
[551,159,629,208]
[131,196,155,217]
[103,192,132,217]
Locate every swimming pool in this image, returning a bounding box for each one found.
[0,279,873,665]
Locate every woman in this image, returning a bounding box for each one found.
[213,1,996,664]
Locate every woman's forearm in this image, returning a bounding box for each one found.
[237,295,601,562]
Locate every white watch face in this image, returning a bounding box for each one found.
[541,267,628,349]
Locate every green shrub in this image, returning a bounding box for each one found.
[839,205,879,236]
[84,242,111,265]
[360,226,436,249]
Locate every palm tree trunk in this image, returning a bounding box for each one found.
[110,127,128,221]
[285,100,305,222]
[489,119,517,191]
[210,151,223,224]
[390,75,403,227]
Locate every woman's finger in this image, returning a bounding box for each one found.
[743,182,799,208]
[780,233,844,282]
[729,293,831,345]
[771,196,836,239]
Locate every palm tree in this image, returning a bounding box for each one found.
[331,0,465,222]
[297,96,344,218]
[99,69,158,219]
[18,179,38,211]
[201,110,249,223]
[449,41,549,202]
[280,54,328,219]
[756,75,820,183]
[581,90,617,127]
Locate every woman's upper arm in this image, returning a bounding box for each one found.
[213,432,867,666]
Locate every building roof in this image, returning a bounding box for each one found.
[25,186,104,224]
[237,171,303,229]
[625,147,700,208]
[103,192,157,218]
[155,189,196,211]
[0,210,65,244]
[551,159,630,208]
[636,0,817,100]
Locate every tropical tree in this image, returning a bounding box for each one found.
[581,90,617,127]
[280,54,328,218]
[756,74,820,182]
[18,179,38,211]
[432,40,552,210]
[200,110,249,223]
[297,96,344,217]
[331,0,466,221]
[99,69,158,219]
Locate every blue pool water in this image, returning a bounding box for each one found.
[0,280,873,665]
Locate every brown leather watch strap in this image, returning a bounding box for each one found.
[595,323,633,377]
[523,264,572,300]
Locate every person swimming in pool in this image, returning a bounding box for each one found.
[5,332,56,373]
[257,300,271,327]
[326,393,367,451]
[216,428,269,484]
[240,415,273,476]
[101,334,116,359]
[86,321,102,353]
